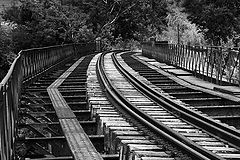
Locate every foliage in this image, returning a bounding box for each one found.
[1,0,169,54]
[77,0,168,42]
[0,0,95,80]
[158,2,205,45]
[0,22,16,81]
[112,36,141,50]
[2,0,93,52]
[182,0,240,46]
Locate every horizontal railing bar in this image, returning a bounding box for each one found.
[142,42,240,86]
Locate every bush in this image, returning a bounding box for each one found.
[0,22,16,81]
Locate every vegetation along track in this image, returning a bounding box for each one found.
[97,50,240,160]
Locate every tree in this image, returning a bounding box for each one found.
[2,0,169,51]
[0,21,15,81]
[182,0,240,46]
[77,0,168,41]
[2,0,93,52]
[158,1,205,45]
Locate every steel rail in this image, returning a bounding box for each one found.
[112,51,240,150]
[96,51,217,160]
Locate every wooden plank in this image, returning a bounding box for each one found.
[47,56,103,160]
[60,119,102,160]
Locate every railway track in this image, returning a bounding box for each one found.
[124,52,240,129]
[96,51,240,160]
[15,49,240,160]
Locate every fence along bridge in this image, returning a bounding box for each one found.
[1,41,240,160]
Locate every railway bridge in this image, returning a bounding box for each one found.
[1,41,240,160]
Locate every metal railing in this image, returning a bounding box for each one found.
[142,42,240,86]
[0,42,96,160]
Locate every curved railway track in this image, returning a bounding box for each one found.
[124,52,240,129]
[96,51,240,160]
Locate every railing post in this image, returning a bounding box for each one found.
[239,48,240,86]
[219,47,223,85]
[198,46,201,78]
[185,45,188,68]
[96,37,101,52]
[0,86,5,160]
[193,46,197,76]
[206,47,209,81]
